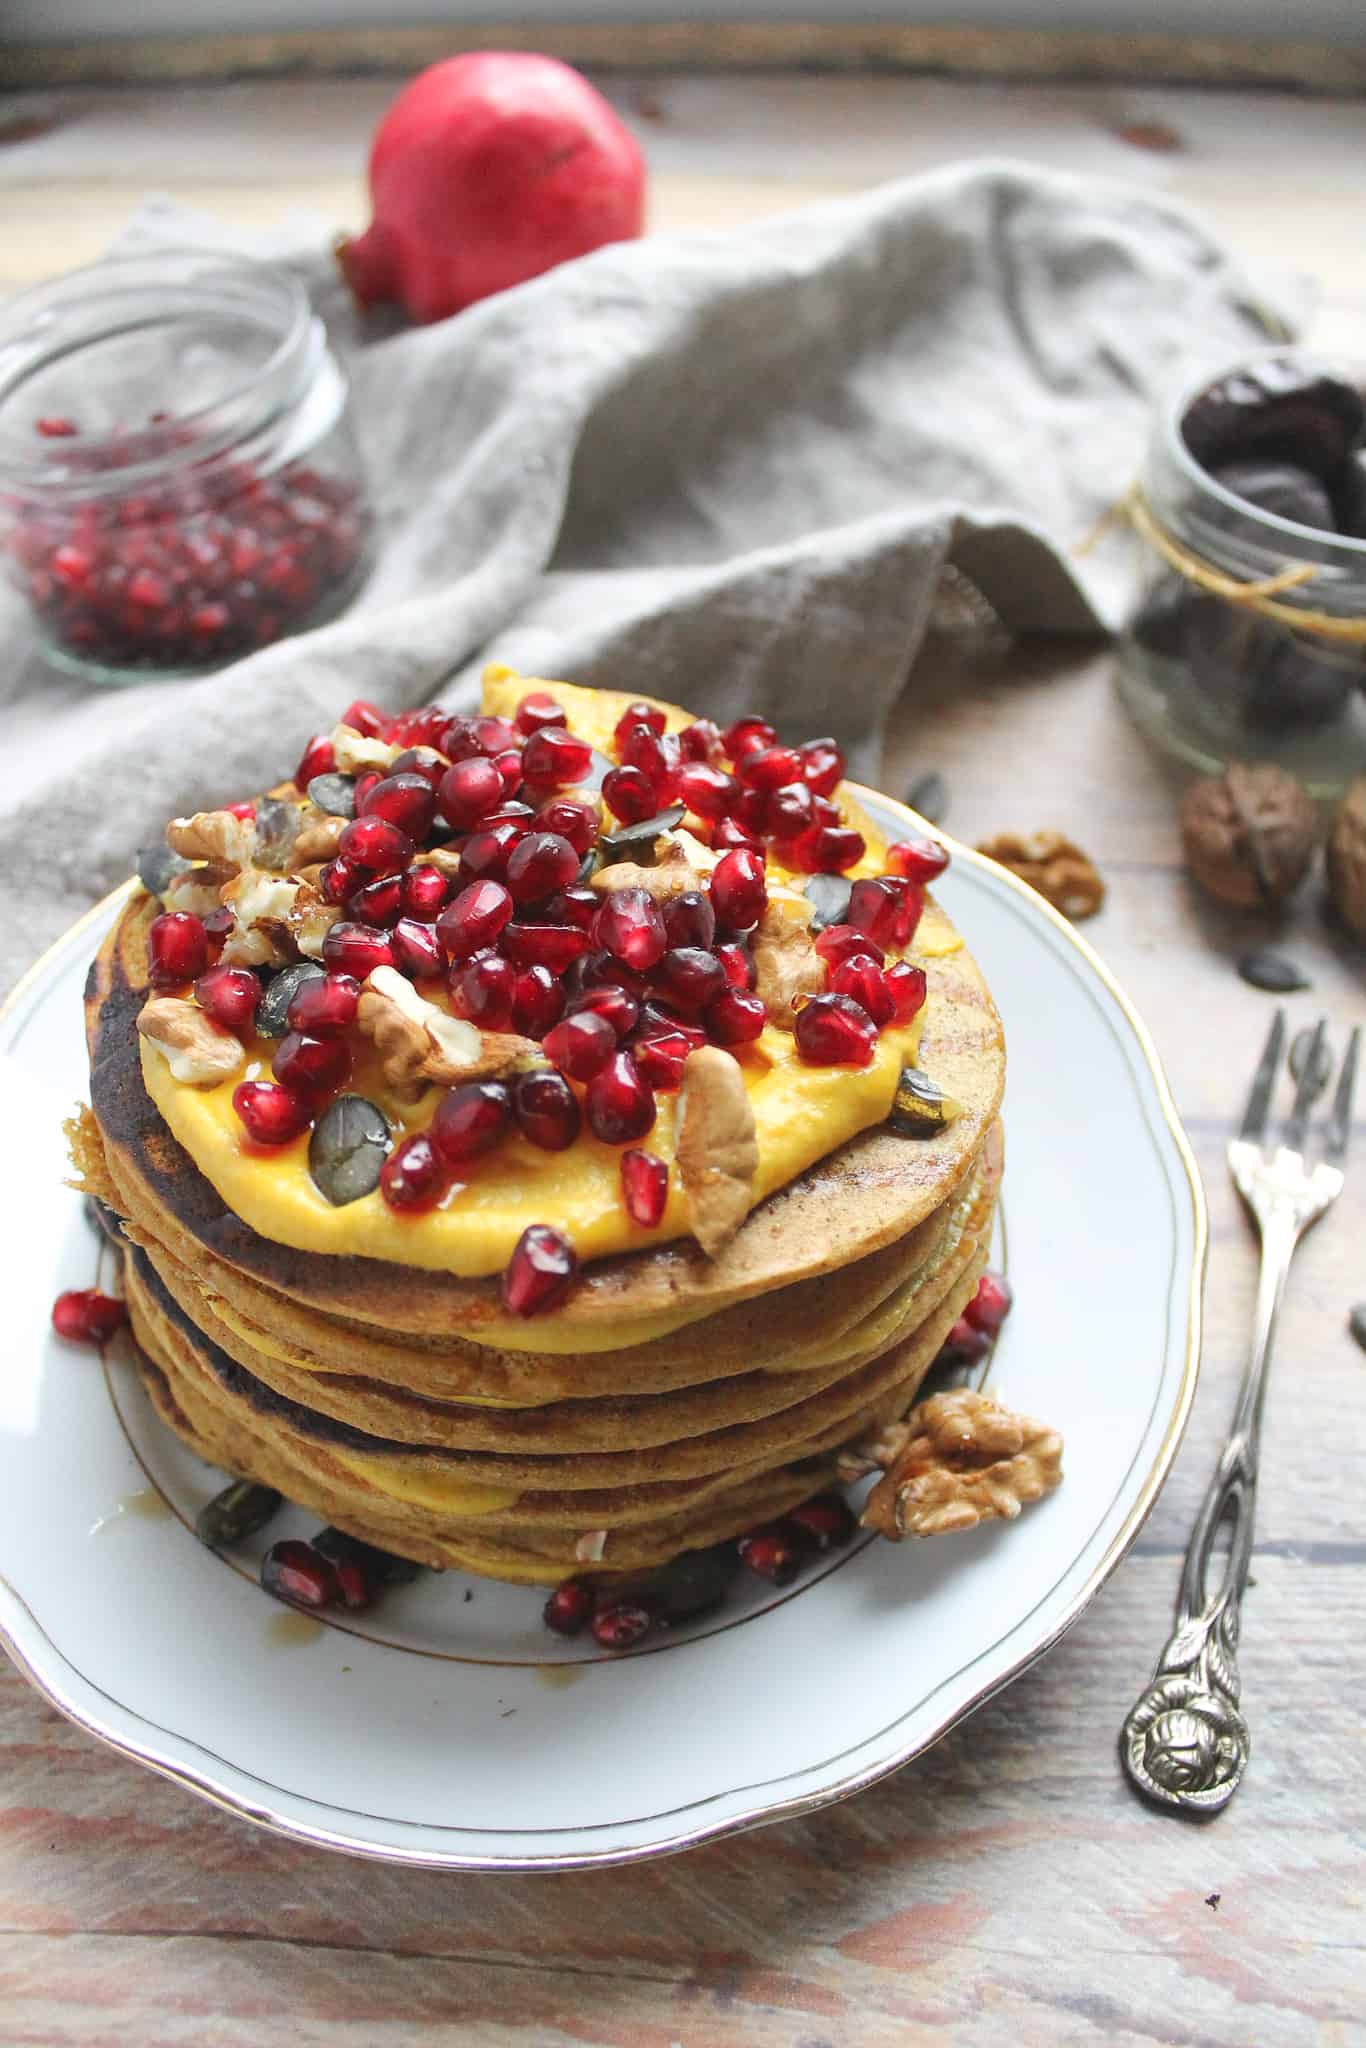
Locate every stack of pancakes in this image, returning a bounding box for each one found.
[78,878,1004,1584]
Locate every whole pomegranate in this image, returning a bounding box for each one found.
[338,53,646,323]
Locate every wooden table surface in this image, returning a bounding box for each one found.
[2,71,1364,2048]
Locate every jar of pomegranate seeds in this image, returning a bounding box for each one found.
[0,248,373,683]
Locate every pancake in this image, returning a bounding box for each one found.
[75,666,1009,1590]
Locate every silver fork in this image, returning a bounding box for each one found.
[1121,1011,1360,1815]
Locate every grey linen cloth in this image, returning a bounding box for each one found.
[1,159,1295,993]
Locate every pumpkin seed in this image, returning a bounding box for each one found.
[254,960,325,1038]
[597,804,686,868]
[803,874,853,931]
[253,795,301,870]
[306,772,357,819]
[308,1094,390,1206]
[195,1479,283,1551]
[1237,949,1310,993]
[1289,1025,1333,1099]
[889,1065,963,1136]
[137,844,193,901]
[314,1525,423,1584]
[1349,1304,1366,1354]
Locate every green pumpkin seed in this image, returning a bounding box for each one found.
[889,1065,963,1137]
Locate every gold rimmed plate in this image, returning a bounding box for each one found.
[0,793,1204,1870]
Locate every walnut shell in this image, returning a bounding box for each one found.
[1326,776,1366,938]
[1180,762,1317,909]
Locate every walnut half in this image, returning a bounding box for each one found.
[676,1045,758,1255]
[976,831,1104,920]
[356,967,538,1099]
[859,1387,1063,1539]
[137,997,245,1086]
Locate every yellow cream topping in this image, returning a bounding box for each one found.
[140,667,959,1286]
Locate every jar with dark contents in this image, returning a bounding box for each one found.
[1117,349,1366,797]
[0,248,372,684]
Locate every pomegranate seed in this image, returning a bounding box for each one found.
[449,951,517,1028]
[942,1316,990,1364]
[734,787,769,834]
[234,1079,312,1145]
[337,815,413,878]
[593,887,667,971]
[765,780,817,842]
[357,772,436,840]
[348,874,403,927]
[193,963,259,1032]
[794,992,878,1067]
[846,877,904,950]
[885,960,927,1025]
[51,1288,126,1345]
[630,1031,692,1091]
[602,765,661,825]
[723,717,776,761]
[618,723,676,795]
[964,1270,1013,1335]
[544,887,598,933]
[274,1031,351,1098]
[329,1553,379,1611]
[285,971,359,1036]
[147,910,208,988]
[613,700,666,751]
[591,1603,652,1650]
[516,689,569,736]
[706,986,766,1045]
[393,705,455,751]
[500,923,592,972]
[459,819,526,883]
[502,1222,578,1316]
[620,1147,668,1226]
[492,747,524,796]
[512,1067,581,1150]
[887,833,950,885]
[391,918,445,978]
[884,877,925,948]
[470,715,518,757]
[798,737,845,797]
[711,817,761,852]
[437,880,514,960]
[787,1490,856,1551]
[380,1132,449,1212]
[261,1538,340,1611]
[536,795,600,854]
[437,757,504,829]
[340,698,388,739]
[830,956,894,1028]
[813,923,883,970]
[352,770,383,813]
[505,830,579,904]
[566,984,639,1037]
[586,1050,655,1144]
[438,716,480,761]
[400,864,450,921]
[484,800,536,827]
[737,744,802,793]
[543,1577,594,1636]
[319,855,365,905]
[662,891,716,951]
[710,849,767,931]
[737,1523,803,1585]
[511,964,564,1037]
[202,906,235,953]
[521,727,592,788]
[431,1080,512,1164]
[225,800,256,823]
[678,718,724,763]
[36,415,78,437]
[656,946,725,1011]
[323,922,395,978]
[543,1010,616,1080]
[390,746,448,789]
[792,824,865,873]
[675,762,737,821]
[578,949,648,1000]
[716,942,755,990]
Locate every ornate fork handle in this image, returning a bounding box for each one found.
[1121,1163,1333,1814]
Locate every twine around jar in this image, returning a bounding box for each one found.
[1118,483,1366,647]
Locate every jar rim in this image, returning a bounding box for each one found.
[1157,343,1366,566]
[0,246,319,492]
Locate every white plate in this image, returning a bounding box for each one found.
[0,794,1205,1871]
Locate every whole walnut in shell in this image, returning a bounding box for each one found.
[1180,761,1317,909]
[1326,776,1366,938]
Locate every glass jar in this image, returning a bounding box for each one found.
[1116,349,1366,799]
[0,248,372,684]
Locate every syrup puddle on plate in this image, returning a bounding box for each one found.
[89,1487,174,1535]
[265,1611,324,1648]
[536,1664,585,1690]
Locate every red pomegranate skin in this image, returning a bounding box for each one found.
[338,53,647,322]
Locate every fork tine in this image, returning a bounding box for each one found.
[1324,1025,1360,1162]
[1239,1008,1287,1142]
[1283,1016,1327,1154]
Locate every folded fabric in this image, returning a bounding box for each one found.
[0,158,1295,992]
